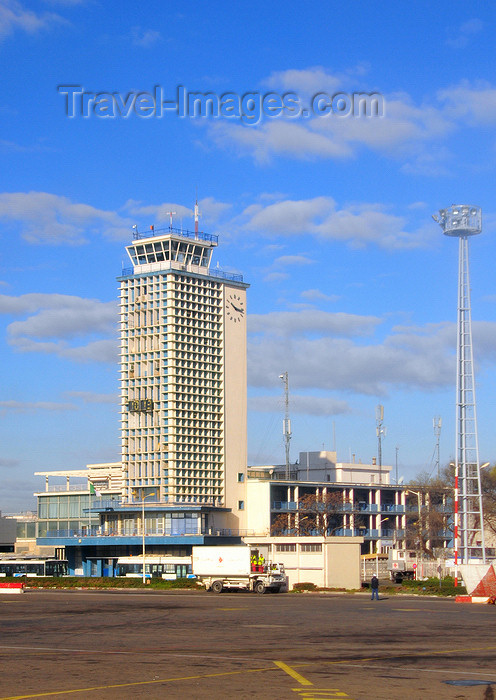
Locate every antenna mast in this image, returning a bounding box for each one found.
[433,416,442,479]
[376,405,386,483]
[194,197,200,239]
[280,372,291,479]
[166,211,176,231]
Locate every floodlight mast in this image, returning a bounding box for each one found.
[433,205,486,580]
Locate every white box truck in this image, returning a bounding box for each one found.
[388,549,417,582]
[192,546,287,594]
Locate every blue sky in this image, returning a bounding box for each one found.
[1,1,496,510]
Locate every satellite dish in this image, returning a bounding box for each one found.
[398,476,404,485]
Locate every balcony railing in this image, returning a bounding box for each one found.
[42,527,260,539]
[272,502,407,514]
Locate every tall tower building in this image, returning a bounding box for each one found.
[118,218,248,526]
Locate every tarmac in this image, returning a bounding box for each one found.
[0,588,495,699]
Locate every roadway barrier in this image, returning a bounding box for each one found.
[456,595,490,604]
[0,582,25,594]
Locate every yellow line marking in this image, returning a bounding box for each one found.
[4,640,496,699]
[293,691,352,698]
[274,661,313,686]
[293,690,349,695]
[0,663,305,699]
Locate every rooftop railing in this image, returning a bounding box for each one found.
[133,226,218,244]
[120,264,243,283]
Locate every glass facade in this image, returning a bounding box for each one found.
[37,493,100,536]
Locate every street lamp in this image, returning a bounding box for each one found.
[405,489,422,579]
[138,490,156,584]
[376,517,391,577]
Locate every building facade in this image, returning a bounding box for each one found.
[119,224,248,526]
[34,220,250,575]
[29,216,453,584]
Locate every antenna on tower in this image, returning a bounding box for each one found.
[279,372,291,479]
[194,195,201,239]
[376,404,386,483]
[433,416,442,479]
[166,211,176,231]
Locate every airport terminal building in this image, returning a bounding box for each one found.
[30,219,451,583]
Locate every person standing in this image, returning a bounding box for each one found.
[370,574,379,600]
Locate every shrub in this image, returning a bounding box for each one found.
[293,582,318,591]
[400,577,466,596]
[7,576,201,590]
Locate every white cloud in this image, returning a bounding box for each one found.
[438,80,496,126]
[301,289,339,303]
[0,0,67,41]
[445,18,483,49]
[248,310,381,338]
[249,333,453,396]
[263,272,289,283]
[209,120,353,163]
[205,68,496,171]
[9,336,119,363]
[64,391,119,404]
[130,26,162,48]
[246,317,496,397]
[123,200,192,225]
[0,457,20,468]
[199,197,232,223]
[249,394,352,416]
[0,293,118,363]
[0,192,132,244]
[273,255,314,267]
[263,66,343,96]
[241,197,432,250]
[246,312,465,396]
[0,400,77,413]
[0,293,118,339]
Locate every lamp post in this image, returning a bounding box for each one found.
[405,490,422,579]
[140,490,156,584]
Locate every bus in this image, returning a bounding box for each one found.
[116,555,192,579]
[0,558,68,577]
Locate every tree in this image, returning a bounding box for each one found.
[406,470,452,558]
[271,491,348,536]
[481,466,496,537]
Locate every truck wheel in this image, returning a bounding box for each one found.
[254,581,265,595]
[211,580,223,594]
